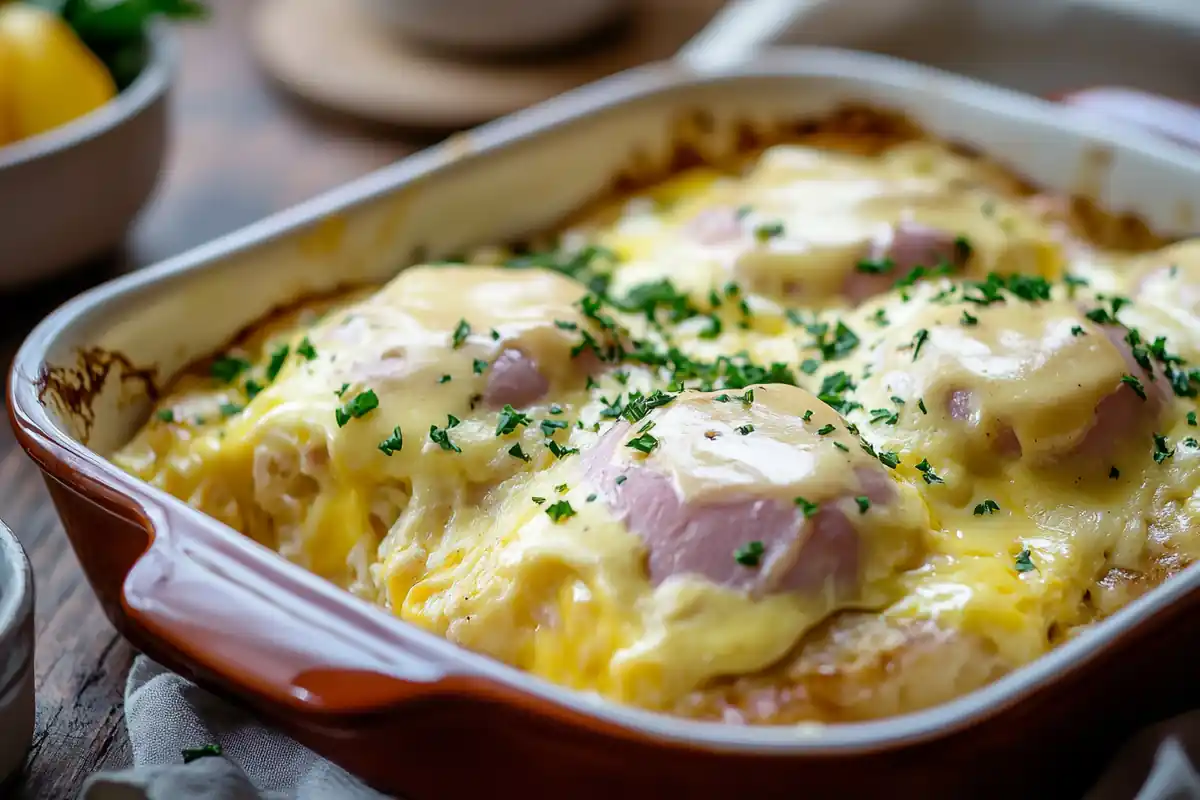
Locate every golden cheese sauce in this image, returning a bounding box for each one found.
[113,132,1200,723]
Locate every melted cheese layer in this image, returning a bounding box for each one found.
[114,134,1200,722]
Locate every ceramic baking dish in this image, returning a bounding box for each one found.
[10,48,1200,799]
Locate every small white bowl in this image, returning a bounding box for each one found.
[358,0,632,55]
[0,23,176,289]
[0,520,33,785]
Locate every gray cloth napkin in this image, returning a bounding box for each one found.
[78,656,1200,800]
[78,657,391,800]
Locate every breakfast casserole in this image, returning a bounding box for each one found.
[112,114,1200,725]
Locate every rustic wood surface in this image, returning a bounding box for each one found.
[0,2,419,796]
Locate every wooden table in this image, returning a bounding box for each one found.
[0,2,420,796]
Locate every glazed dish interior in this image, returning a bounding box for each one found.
[112,109,1200,725]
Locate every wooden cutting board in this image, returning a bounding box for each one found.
[250,0,725,130]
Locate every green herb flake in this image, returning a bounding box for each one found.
[266,345,289,382]
[794,497,819,518]
[378,426,404,456]
[335,383,349,397]
[437,374,452,384]
[218,402,243,418]
[626,432,659,454]
[211,356,251,384]
[816,424,836,436]
[532,496,546,505]
[911,328,931,361]
[545,500,577,523]
[244,379,264,400]
[733,540,765,567]
[547,440,580,459]
[737,424,755,435]
[1188,411,1197,427]
[495,404,532,436]
[615,475,628,485]
[472,359,488,375]
[918,398,928,415]
[915,458,944,485]
[1153,433,1174,464]
[833,441,850,452]
[155,409,175,423]
[555,483,569,494]
[508,443,531,462]
[181,744,223,765]
[854,496,870,514]
[429,420,462,453]
[754,220,785,243]
[856,258,894,275]
[800,358,820,375]
[335,390,379,427]
[973,499,1000,516]
[451,319,471,349]
[1071,325,1086,337]
[541,419,569,437]
[960,310,979,327]
[1122,375,1147,401]
[1014,549,1036,573]
[296,337,318,361]
[802,410,814,422]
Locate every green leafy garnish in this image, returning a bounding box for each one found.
[495,404,532,436]
[296,337,317,361]
[218,402,242,417]
[451,319,471,349]
[737,424,754,435]
[155,409,174,423]
[1153,433,1174,464]
[793,497,819,518]
[915,458,944,484]
[854,496,870,514]
[429,418,462,453]
[545,500,576,523]
[508,443,530,462]
[911,328,930,361]
[626,432,659,454]
[753,221,785,242]
[973,499,1000,516]
[1122,375,1147,400]
[335,390,379,427]
[210,355,250,383]
[378,426,404,456]
[816,424,836,436]
[733,540,765,567]
[181,743,222,765]
[1014,549,1036,573]
[266,345,289,382]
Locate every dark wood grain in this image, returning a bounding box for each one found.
[0,2,417,797]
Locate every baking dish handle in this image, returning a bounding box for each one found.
[123,495,469,715]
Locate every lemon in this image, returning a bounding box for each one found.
[0,3,116,143]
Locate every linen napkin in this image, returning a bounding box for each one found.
[77,655,1200,800]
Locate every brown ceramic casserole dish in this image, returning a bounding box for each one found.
[10,49,1200,799]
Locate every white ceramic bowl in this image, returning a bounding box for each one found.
[0,23,176,290]
[358,0,632,55]
[0,519,33,785]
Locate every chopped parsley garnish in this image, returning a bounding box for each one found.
[794,497,819,518]
[181,744,223,764]
[1014,549,1036,573]
[733,540,765,567]
[808,320,861,362]
[547,440,579,459]
[973,499,1000,516]
[626,432,659,454]
[953,235,974,262]
[615,475,627,485]
[891,395,905,406]
[490,328,501,341]
[876,449,901,469]
[508,443,531,462]
[244,379,264,399]
[549,404,563,415]
[541,419,569,437]
[1071,325,1085,337]
[816,424,836,436]
[1005,274,1052,302]
[532,497,546,505]
[869,408,899,425]
[960,310,979,326]
[554,319,578,331]
[451,319,471,349]
[495,404,532,436]
[854,496,870,514]
[699,314,723,339]
[1110,466,1120,479]
[754,221,785,242]
[296,337,317,361]
[1189,411,1197,427]
[219,402,243,417]
[911,328,930,361]
[335,383,349,397]
[834,441,850,452]
[429,419,462,453]
[155,409,174,423]
[266,345,289,382]
[1085,308,1115,325]
[870,308,890,327]
[335,390,379,427]
[438,374,452,384]
[1153,433,1174,464]
[378,427,404,456]
[621,389,675,423]
[545,500,576,523]
[1063,273,1089,298]
[1122,375,1147,400]
[472,359,488,375]
[737,424,755,435]
[211,356,251,383]
[915,458,944,484]
[856,257,894,275]
[555,483,568,494]
[918,398,928,415]
[1185,438,1200,449]
[802,410,814,422]
[800,358,820,375]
